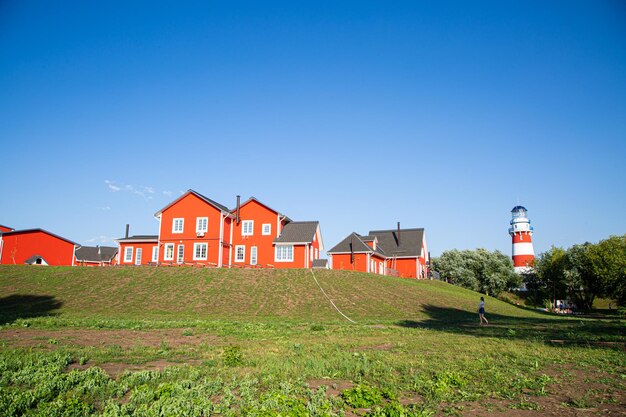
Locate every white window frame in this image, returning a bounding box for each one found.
[262,223,271,236]
[196,217,208,233]
[135,248,142,265]
[242,220,254,236]
[275,245,294,262]
[172,218,184,234]
[177,244,184,264]
[193,242,208,260]
[164,243,174,261]
[235,245,245,263]
[250,246,258,265]
[124,246,133,263]
[152,246,159,262]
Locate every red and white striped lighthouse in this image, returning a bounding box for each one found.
[509,205,534,273]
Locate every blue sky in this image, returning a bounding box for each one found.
[1,1,625,257]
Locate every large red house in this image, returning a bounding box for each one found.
[118,190,323,269]
[0,228,79,266]
[327,226,429,279]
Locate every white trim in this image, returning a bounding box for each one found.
[152,246,159,262]
[262,223,271,236]
[250,246,258,265]
[235,245,245,263]
[176,244,184,264]
[229,220,233,267]
[218,212,224,267]
[124,246,133,263]
[172,218,184,234]
[241,220,254,236]
[196,217,208,233]
[164,243,175,261]
[193,242,208,260]
[135,247,142,265]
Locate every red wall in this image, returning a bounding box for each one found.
[0,231,75,266]
[387,257,418,278]
[158,193,228,266]
[118,242,158,265]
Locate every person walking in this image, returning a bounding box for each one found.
[478,296,489,325]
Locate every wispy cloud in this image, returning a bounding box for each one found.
[96,206,111,211]
[85,235,116,244]
[104,180,160,200]
[162,190,173,197]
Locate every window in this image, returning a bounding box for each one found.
[235,245,245,262]
[379,262,384,275]
[250,246,258,265]
[275,245,293,262]
[194,243,208,260]
[242,220,254,236]
[135,248,142,265]
[152,246,159,262]
[177,245,184,264]
[196,217,208,233]
[172,218,184,233]
[164,244,174,261]
[262,223,271,236]
[124,247,133,263]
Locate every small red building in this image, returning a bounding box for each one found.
[115,235,158,266]
[0,228,79,266]
[328,227,429,279]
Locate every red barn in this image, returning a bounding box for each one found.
[0,228,79,266]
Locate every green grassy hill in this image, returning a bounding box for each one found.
[1,265,543,324]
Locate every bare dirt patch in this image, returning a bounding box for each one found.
[307,379,354,397]
[0,328,221,349]
[67,359,203,377]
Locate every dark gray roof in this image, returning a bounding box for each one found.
[116,235,158,242]
[312,259,329,268]
[327,232,386,256]
[511,205,527,212]
[155,189,230,216]
[274,221,318,244]
[75,246,118,262]
[368,228,424,258]
[24,254,46,265]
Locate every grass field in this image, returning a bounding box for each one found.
[0,265,624,416]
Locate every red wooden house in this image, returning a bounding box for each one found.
[328,226,429,278]
[0,228,79,266]
[115,235,159,265]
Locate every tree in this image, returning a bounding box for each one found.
[432,248,517,296]
[588,234,626,306]
[530,246,567,307]
[564,243,600,311]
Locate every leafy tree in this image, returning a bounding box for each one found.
[529,246,567,307]
[432,249,517,296]
[564,243,600,311]
[588,234,626,306]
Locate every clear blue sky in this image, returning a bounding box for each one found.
[1,1,625,257]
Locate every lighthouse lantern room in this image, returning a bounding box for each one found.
[509,205,535,273]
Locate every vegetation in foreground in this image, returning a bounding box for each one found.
[0,266,624,416]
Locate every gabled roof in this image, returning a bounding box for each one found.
[24,254,47,265]
[327,232,386,257]
[274,221,319,244]
[0,224,14,232]
[235,197,291,222]
[154,189,230,217]
[312,259,329,268]
[116,235,158,243]
[75,246,118,262]
[368,228,424,258]
[0,228,78,246]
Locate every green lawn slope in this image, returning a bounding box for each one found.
[1,265,545,324]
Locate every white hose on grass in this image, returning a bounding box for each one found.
[310,269,357,324]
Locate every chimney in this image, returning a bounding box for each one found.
[397,222,401,246]
[125,224,129,238]
[236,195,241,224]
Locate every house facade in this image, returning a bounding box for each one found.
[0,228,79,266]
[328,227,429,279]
[118,190,323,269]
